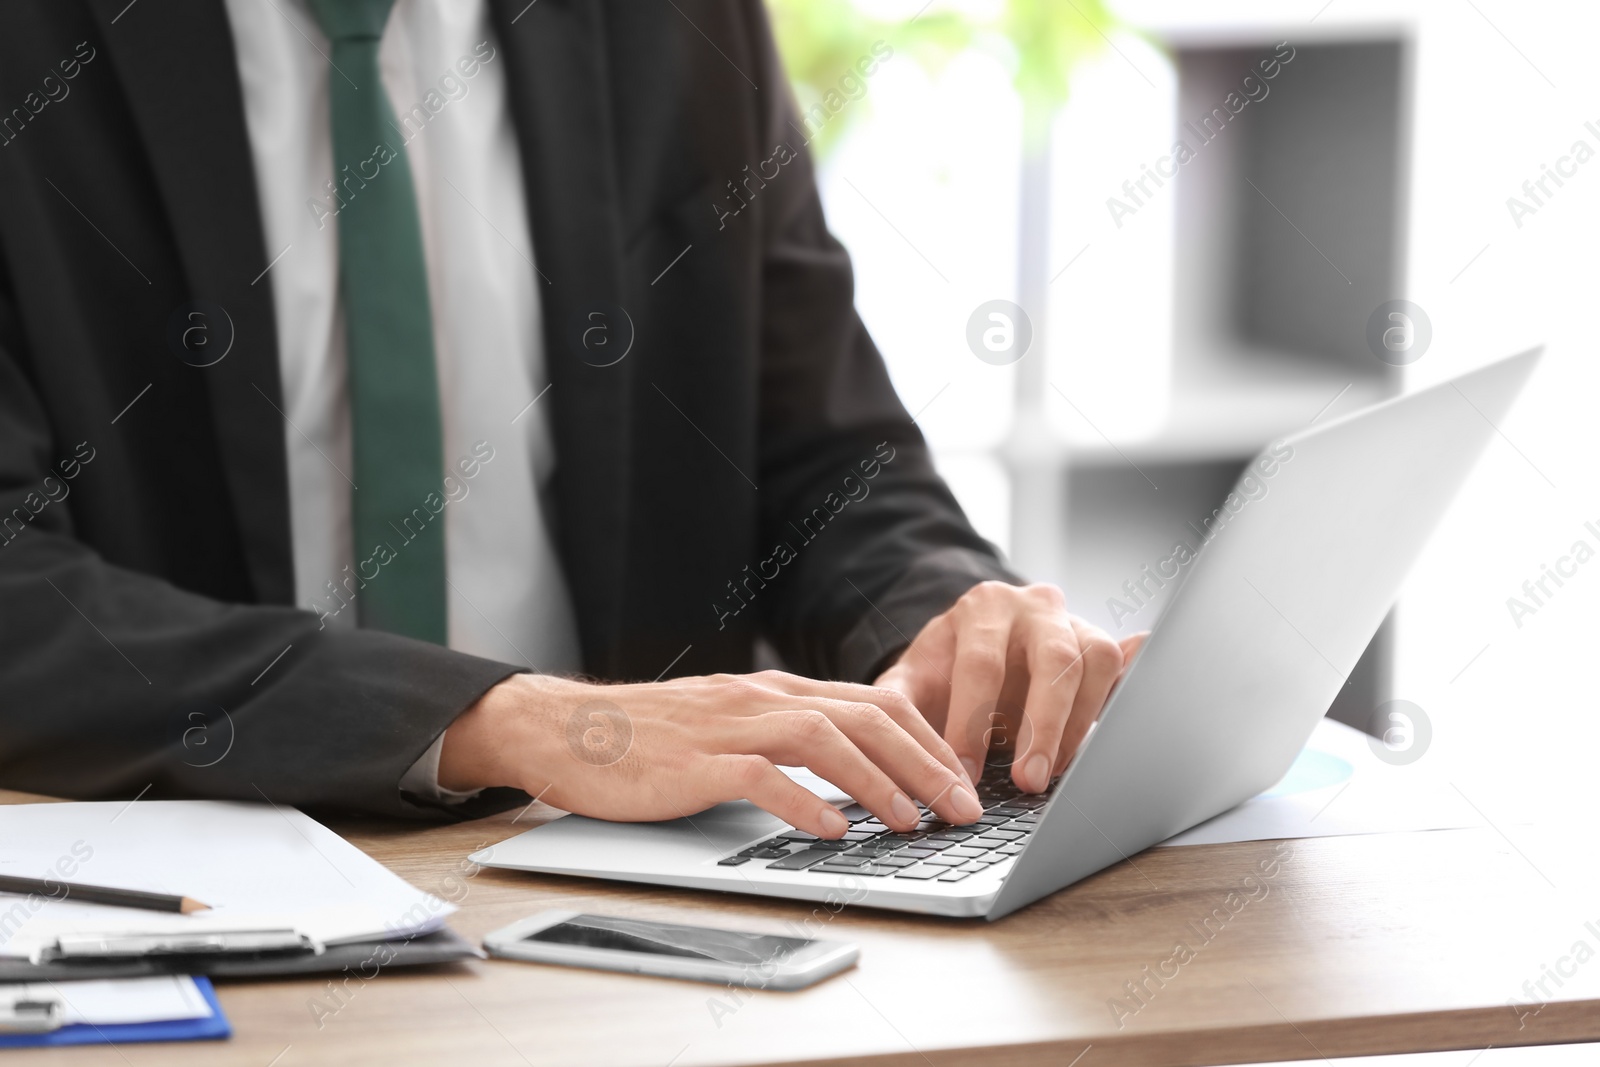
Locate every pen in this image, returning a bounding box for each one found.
[0,874,211,915]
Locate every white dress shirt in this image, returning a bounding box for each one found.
[221,0,581,799]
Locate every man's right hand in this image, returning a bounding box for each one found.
[437,670,986,838]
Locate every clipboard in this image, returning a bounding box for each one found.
[1,800,480,980]
[0,976,231,1048]
[1,800,460,958]
[0,927,479,982]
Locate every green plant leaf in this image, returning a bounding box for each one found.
[765,0,1124,157]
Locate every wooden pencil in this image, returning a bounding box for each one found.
[0,874,210,914]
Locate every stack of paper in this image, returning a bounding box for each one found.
[0,800,454,962]
[1156,717,1486,847]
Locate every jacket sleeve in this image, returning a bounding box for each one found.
[0,278,523,819]
[740,1,1023,683]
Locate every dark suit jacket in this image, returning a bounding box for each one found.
[0,0,1016,817]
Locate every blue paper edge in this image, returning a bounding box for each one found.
[0,975,231,1048]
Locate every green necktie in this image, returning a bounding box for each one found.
[309,0,447,644]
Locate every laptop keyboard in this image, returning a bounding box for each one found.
[716,760,1048,884]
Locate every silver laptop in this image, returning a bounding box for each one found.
[473,348,1541,920]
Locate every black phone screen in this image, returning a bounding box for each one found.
[523,914,813,965]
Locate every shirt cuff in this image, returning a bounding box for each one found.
[399,732,485,805]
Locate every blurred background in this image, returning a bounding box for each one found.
[767,0,1598,813]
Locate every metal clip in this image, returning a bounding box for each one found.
[0,995,62,1034]
[50,928,317,959]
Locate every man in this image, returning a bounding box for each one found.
[0,0,1138,837]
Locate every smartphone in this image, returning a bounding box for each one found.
[482,910,858,991]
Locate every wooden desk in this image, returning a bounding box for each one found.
[5,790,1598,1067]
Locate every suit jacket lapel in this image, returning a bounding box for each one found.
[491,0,632,675]
[87,0,294,606]
[83,0,631,646]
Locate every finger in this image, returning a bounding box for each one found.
[702,754,851,839]
[722,708,976,830]
[1012,615,1086,793]
[1117,632,1148,677]
[1051,620,1124,776]
[679,672,974,818]
[808,698,982,825]
[718,709,912,830]
[755,672,972,791]
[942,609,1013,784]
[874,613,958,727]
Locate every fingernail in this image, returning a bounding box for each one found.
[951,785,983,823]
[890,793,919,827]
[819,807,849,837]
[1023,752,1051,793]
[959,756,980,784]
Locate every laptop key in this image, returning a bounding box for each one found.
[779,830,818,842]
[753,848,790,859]
[766,849,834,871]
[944,847,986,859]
[893,865,944,879]
[821,862,893,876]
[922,854,966,866]
[839,804,873,823]
[811,862,867,874]
[900,847,937,859]
[717,856,752,866]
[998,843,1024,855]
[983,829,1025,841]
[809,839,853,851]
[876,855,918,868]
[956,861,989,873]
[823,853,874,867]
[937,870,973,882]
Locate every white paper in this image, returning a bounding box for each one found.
[2,976,213,1026]
[0,800,452,960]
[1156,717,1484,847]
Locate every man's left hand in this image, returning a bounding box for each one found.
[873,581,1146,794]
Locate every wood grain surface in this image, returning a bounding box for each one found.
[3,788,1596,1066]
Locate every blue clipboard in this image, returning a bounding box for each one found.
[0,976,230,1049]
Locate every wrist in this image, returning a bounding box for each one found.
[438,673,573,793]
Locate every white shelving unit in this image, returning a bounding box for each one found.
[1014,30,1413,731]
